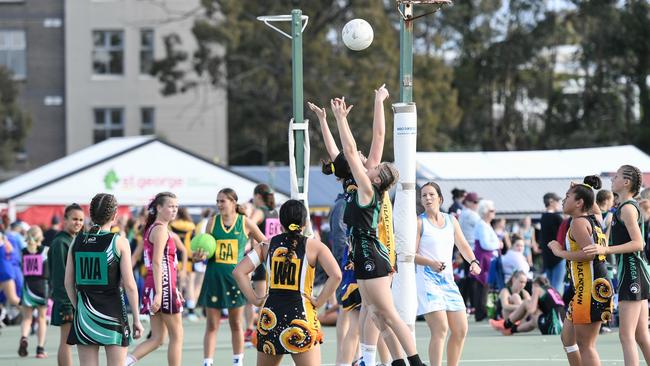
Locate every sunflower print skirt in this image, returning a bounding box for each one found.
[255,301,323,355]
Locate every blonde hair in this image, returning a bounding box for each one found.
[26,226,44,245]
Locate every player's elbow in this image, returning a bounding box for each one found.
[330,267,342,284]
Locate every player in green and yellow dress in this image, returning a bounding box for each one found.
[196,188,266,366]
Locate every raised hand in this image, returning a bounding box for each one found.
[330,97,353,120]
[307,102,327,121]
[375,83,389,103]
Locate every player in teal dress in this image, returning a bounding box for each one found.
[64,193,143,365]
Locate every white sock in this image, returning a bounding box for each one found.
[125,354,138,366]
[203,358,213,366]
[232,353,243,365]
[186,299,195,309]
[361,343,377,366]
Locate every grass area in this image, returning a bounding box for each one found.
[0,316,635,365]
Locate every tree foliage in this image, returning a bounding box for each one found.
[153,0,650,164]
[0,66,31,169]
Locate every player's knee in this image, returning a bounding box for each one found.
[619,330,636,343]
[432,324,448,339]
[563,344,579,354]
[228,316,243,329]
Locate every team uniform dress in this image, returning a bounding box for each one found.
[416,213,466,314]
[48,231,75,326]
[67,231,131,347]
[536,284,565,335]
[256,233,322,355]
[344,187,393,280]
[170,219,195,273]
[198,214,248,309]
[566,216,613,324]
[21,246,49,307]
[141,223,183,315]
[611,200,650,300]
[251,206,280,282]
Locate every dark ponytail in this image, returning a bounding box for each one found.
[620,164,643,197]
[89,193,118,233]
[279,199,307,264]
[145,192,177,232]
[254,184,276,210]
[322,152,352,179]
[571,175,601,212]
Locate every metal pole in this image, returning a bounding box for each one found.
[291,9,305,196]
[399,4,414,103]
[392,2,418,331]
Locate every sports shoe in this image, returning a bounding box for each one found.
[36,346,47,359]
[187,313,199,322]
[244,328,254,347]
[489,319,512,335]
[18,336,28,357]
[489,319,505,331]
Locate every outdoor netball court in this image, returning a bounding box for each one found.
[0,318,633,365]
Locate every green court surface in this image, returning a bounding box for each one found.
[0,317,636,365]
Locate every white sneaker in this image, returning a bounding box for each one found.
[187,313,199,322]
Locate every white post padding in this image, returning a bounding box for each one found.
[288,119,313,236]
[391,103,418,326]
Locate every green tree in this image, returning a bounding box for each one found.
[152,0,460,164]
[0,66,31,169]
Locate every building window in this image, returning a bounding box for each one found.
[92,30,123,75]
[0,30,26,79]
[94,108,124,143]
[140,107,155,135]
[140,29,154,75]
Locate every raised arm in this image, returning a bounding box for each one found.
[331,98,373,203]
[308,102,339,161]
[366,84,389,169]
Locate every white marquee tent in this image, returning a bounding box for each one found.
[416,145,650,217]
[0,136,288,224]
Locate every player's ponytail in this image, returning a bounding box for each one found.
[279,199,307,264]
[145,192,177,232]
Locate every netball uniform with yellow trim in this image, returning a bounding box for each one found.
[198,214,248,309]
[256,233,322,355]
[170,219,195,272]
[566,216,613,324]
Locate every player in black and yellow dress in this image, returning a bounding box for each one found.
[170,207,197,320]
[548,176,613,366]
[584,165,650,365]
[64,193,143,365]
[245,184,280,343]
[233,199,341,366]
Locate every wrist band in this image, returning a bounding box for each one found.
[247,250,261,267]
[470,259,480,266]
